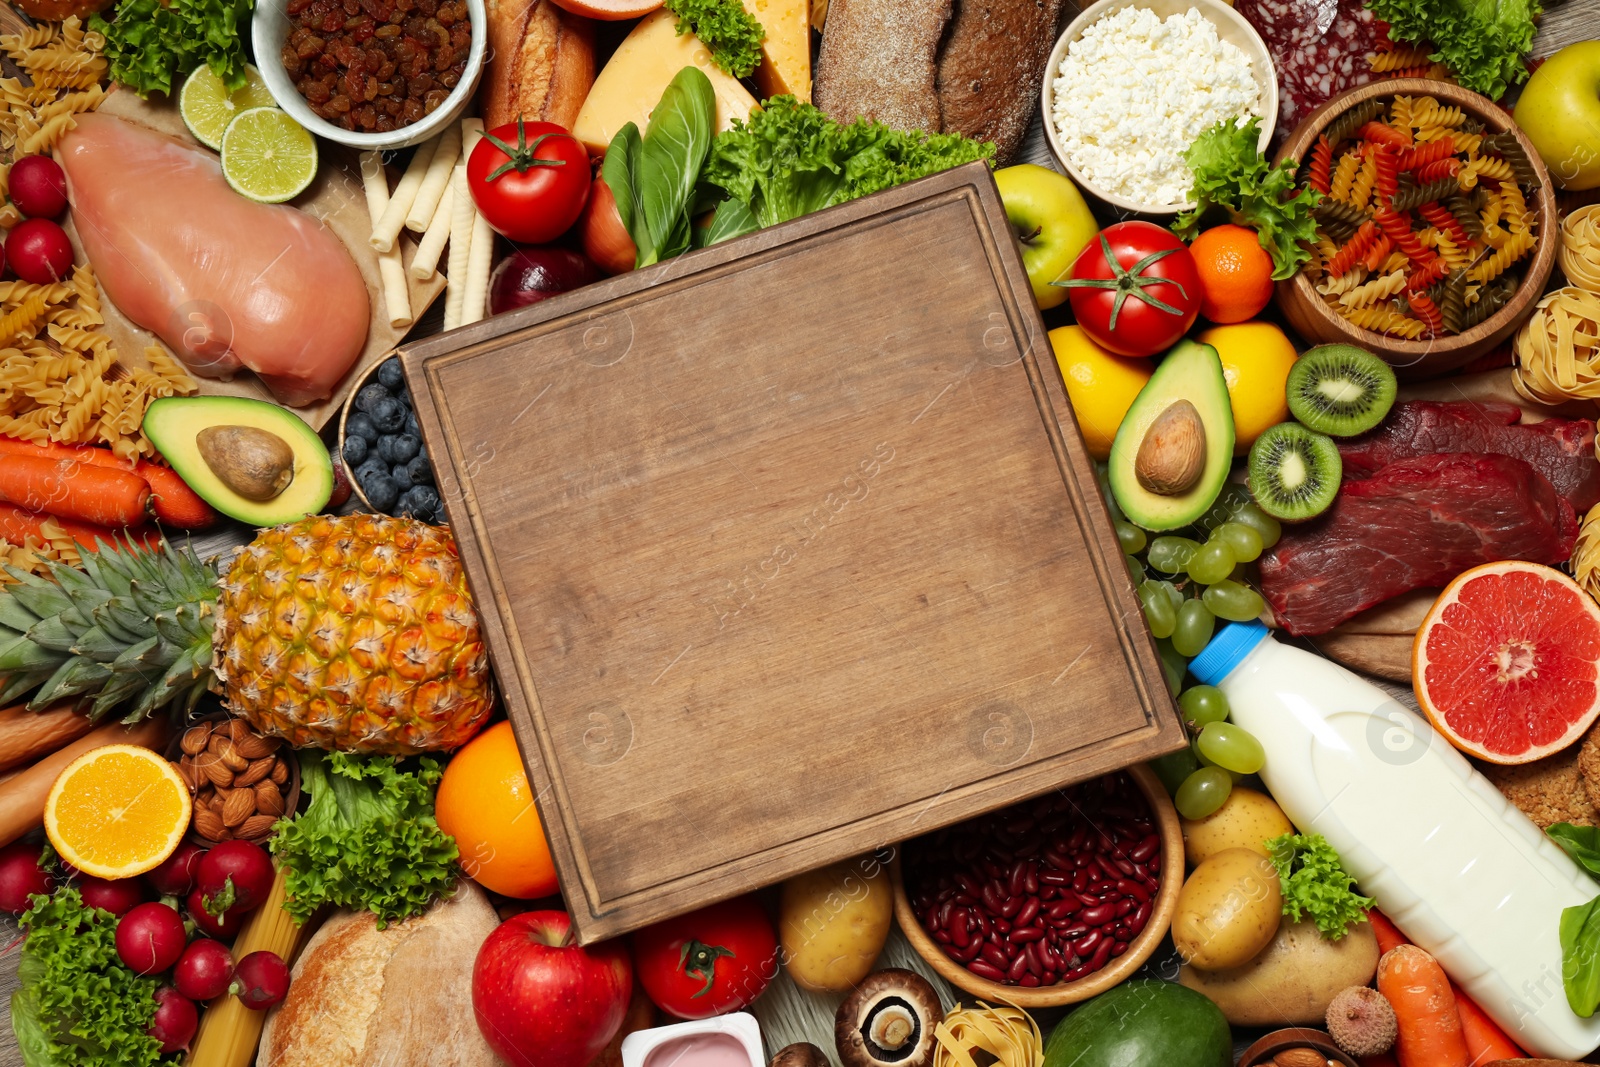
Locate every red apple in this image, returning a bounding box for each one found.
[580,178,637,275]
[472,910,632,1067]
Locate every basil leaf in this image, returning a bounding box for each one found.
[1550,823,1600,881]
[601,123,643,273]
[705,197,761,246]
[635,66,715,267]
[1562,893,1600,1017]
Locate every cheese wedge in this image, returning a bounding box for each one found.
[572,9,761,155]
[741,0,811,102]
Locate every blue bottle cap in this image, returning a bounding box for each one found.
[1187,620,1270,686]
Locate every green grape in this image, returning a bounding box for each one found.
[1217,521,1263,563]
[1139,580,1177,639]
[1155,637,1186,697]
[1162,581,1183,611]
[1196,721,1266,774]
[1151,747,1200,795]
[1147,536,1200,574]
[1178,684,1231,728]
[1171,599,1216,657]
[1233,503,1282,549]
[1116,522,1148,555]
[1202,579,1266,622]
[1126,554,1146,583]
[1199,484,1251,533]
[1187,540,1236,585]
[1174,767,1232,820]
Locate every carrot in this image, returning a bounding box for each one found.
[1370,908,1411,954]
[1451,982,1527,1066]
[0,454,150,528]
[0,704,95,775]
[0,437,214,530]
[0,502,160,553]
[1378,944,1471,1067]
[0,717,167,847]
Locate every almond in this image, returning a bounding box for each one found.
[214,739,249,772]
[270,759,289,786]
[235,758,273,788]
[181,725,211,755]
[239,814,278,840]
[1274,1049,1329,1067]
[172,759,197,792]
[235,732,279,760]
[222,789,256,828]
[203,758,234,789]
[255,780,284,817]
[206,790,226,814]
[226,718,254,744]
[193,807,227,840]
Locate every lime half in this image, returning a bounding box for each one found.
[220,107,318,204]
[180,63,277,150]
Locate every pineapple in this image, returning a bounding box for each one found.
[0,514,494,755]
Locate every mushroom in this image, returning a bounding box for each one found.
[772,1043,832,1067]
[834,969,943,1067]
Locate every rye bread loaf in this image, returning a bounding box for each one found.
[256,882,500,1067]
[480,0,595,133]
[814,0,952,132]
[936,0,1067,161]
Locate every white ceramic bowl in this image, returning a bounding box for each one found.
[252,0,487,151]
[1039,0,1278,215]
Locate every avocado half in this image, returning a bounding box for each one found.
[1107,339,1235,531]
[143,396,333,526]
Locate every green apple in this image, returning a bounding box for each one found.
[1513,41,1600,191]
[994,164,1099,309]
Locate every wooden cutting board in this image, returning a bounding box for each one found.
[401,163,1186,943]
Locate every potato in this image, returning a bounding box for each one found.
[1181,786,1294,866]
[1177,918,1380,1025]
[1171,846,1282,970]
[778,855,892,992]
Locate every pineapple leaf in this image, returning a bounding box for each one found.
[0,634,65,672]
[71,626,134,663]
[91,672,152,720]
[108,636,161,673]
[24,617,83,655]
[92,598,152,646]
[7,573,74,622]
[33,657,112,705]
[4,671,54,706]
[0,598,39,632]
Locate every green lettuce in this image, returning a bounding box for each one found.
[270,751,459,928]
[1366,0,1539,100]
[91,0,254,97]
[1266,832,1374,940]
[1171,116,1320,281]
[662,0,766,78]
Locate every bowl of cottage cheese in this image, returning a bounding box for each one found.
[1042,0,1277,214]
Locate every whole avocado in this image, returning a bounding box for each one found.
[1043,980,1231,1067]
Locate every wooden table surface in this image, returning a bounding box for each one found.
[1,3,1596,1063]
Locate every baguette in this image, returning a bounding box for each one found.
[0,717,168,848]
[481,0,596,133]
[0,704,96,776]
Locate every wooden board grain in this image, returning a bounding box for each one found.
[402,163,1186,942]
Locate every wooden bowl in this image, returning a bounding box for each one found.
[1240,1028,1360,1067]
[1274,79,1559,380]
[1040,0,1277,216]
[891,763,1184,1007]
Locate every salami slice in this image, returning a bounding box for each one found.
[1235,0,1379,136]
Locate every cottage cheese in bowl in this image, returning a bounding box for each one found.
[1049,4,1264,209]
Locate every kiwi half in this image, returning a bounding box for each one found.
[1285,345,1397,436]
[1247,422,1343,521]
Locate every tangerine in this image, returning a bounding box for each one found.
[435,721,559,898]
[1190,224,1275,324]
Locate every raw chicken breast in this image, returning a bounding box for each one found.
[57,113,370,407]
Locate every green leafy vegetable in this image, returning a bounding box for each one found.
[1551,823,1600,878]
[270,751,459,928]
[662,0,765,78]
[1562,894,1600,1017]
[602,66,717,269]
[702,96,994,241]
[1265,832,1374,939]
[1365,0,1539,100]
[91,0,254,98]
[13,887,174,1067]
[1171,117,1321,282]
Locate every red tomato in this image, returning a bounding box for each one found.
[632,895,776,1019]
[1056,221,1203,357]
[467,120,591,245]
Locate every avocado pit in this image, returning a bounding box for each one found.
[1135,400,1207,496]
[197,425,296,501]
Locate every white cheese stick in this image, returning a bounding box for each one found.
[462,199,495,327]
[460,117,485,161]
[444,163,474,330]
[358,151,414,329]
[410,184,454,281]
[406,123,461,233]
[370,137,438,253]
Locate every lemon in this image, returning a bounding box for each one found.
[220,107,318,204]
[1050,325,1153,460]
[1197,322,1299,452]
[180,63,277,150]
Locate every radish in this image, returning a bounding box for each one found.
[148,987,198,1054]
[174,938,234,1001]
[195,840,273,915]
[185,888,247,940]
[115,902,188,975]
[8,156,68,219]
[0,842,51,915]
[230,950,290,1010]
[146,842,205,898]
[78,875,144,917]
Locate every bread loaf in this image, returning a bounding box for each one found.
[936,0,1067,161]
[814,0,951,132]
[11,0,112,20]
[256,882,501,1067]
[481,0,596,133]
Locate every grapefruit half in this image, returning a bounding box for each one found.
[1413,561,1600,764]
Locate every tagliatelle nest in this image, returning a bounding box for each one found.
[932,1003,1043,1067]
[1562,204,1600,294]
[1512,288,1600,406]
[1574,503,1600,608]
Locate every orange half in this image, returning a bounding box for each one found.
[44,744,192,879]
[1413,561,1600,765]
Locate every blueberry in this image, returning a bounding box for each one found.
[369,396,406,434]
[354,382,389,413]
[377,358,405,392]
[408,485,442,517]
[396,388,413,408]
[363,473,400,512]
[391,463,414,492]
[347,412,377,441]
[390,433,420,463]
[396,486,428,519]
[406,454,434,485]
[403,408,420,435]
[375,435,400,464]
[342,435,369,466]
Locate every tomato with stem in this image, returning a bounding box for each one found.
[1053,221,1203,357]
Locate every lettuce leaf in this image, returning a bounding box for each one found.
[91,0,254,97]
[1366,0,1538,100]
[1266,832,1374,940]
[662,0,765,78]
[269,751,458,928]
[1172,117,1321,281]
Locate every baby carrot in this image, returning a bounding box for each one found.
[1378,944,1470,1067]
[0,502,160,552]
[0,437,215,529]
[1452,982,1526,1066]
[0,455,150,528]
[1369,908,1410,954]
